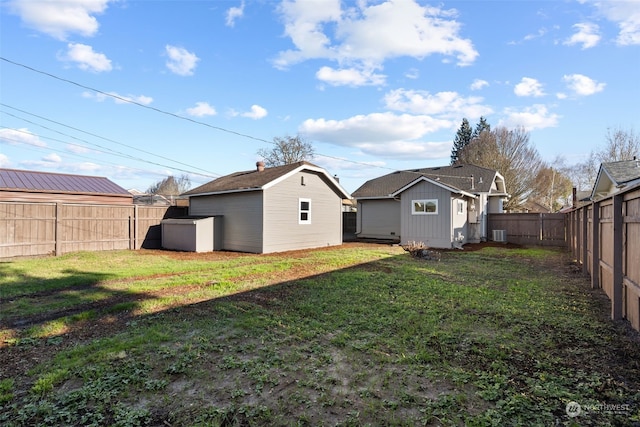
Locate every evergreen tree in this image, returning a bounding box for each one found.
[450,118,473,165]
[472,116,491,139]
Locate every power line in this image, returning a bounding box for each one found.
[0,57,398,171]
[1,57,272,144]
[0,125,215,182]
[0,134,180,182]
[0,103,220,177]
[0,110,219,179]
[1,56,461,180]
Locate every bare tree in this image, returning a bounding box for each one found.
[567,127,639,191]
[458,126,544,210]
[529,158,574,211]
[596,126,640,163]
[147,174,191,196]
[257,135,315,167]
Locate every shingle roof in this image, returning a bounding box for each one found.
[352,164,503,198]
[183,161,350,198]
[0,168,130,196]
[602,159,640,185]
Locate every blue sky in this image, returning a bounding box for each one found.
[1,0,639,194]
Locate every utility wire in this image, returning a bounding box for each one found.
[1,57,271,144]
[1,57,471,182]
[0,126,216,181]
[0,103,220,177]
[0,111,219,179]
[0,134,211,184]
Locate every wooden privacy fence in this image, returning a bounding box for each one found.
[567,184,640,332]
[487,213,567,246]
[0,202,187,258]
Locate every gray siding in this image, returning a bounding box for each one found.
[451,197,468,245]
[356,199,401,240]
[263,171,342,253]
[400,181,452,248]
[189,192,263,253]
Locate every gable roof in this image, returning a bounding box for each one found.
[591,159,640,200]
[0,168,130,196]
[352,164,506,199]
[182,161,351,199]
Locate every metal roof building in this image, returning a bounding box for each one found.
[0,168,132,205]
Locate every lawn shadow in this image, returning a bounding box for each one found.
[0,264,160,333]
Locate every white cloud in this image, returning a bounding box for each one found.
[356,140,452,160]
[564,22,600,49]
[514,77,545,97]
[66,144,91,154]
[241,105,268,119]
[404,68,419,79]
[82,91,153,105]
[0,128,47,147]
[60,43,112,72]
[523,27,548,41]
[301,111,454,159]
[316,66,386,87]
[21,153,67,169]
[226,1,245,27]
[0,153,11,168]
[590,1,640,46]
[43,153,62,163]
[300,112,452,146]
[470,79,489,91]
[562,73,605,96]
[7,0,112,40]
[275,0,478,74]
[186,102,217,117]
[499,104,560,130]
[383,89,492,118]
[165,45,199,76]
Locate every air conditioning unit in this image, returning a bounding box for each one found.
[492,229,507,243]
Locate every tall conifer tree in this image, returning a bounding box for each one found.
[451,118,473,164]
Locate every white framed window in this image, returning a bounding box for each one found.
[412,199,438,215]
[457,200,465,215]
[299,198,311,224]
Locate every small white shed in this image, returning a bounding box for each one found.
[161,216,223,252]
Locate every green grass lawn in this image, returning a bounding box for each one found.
[0,244,638,426]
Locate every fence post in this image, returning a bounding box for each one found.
[582,206,589,274]
[612,195,623,320]
[55,202,62,256]
[591,202,600,289]
[571,209,580,262]
[134,204,139,250]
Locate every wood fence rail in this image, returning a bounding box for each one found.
[0,202,187,258]
[487,213,567,247]
[567,184,640,332]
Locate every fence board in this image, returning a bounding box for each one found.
[567,185,640,332]
[487,213,566,246]
[0,201,187,258]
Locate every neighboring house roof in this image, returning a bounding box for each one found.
[0,168,131,197]
[182,161,351,199]
[591,158,640,201]
[352,164,507,199]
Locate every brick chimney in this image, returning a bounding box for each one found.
[256,161,265,172]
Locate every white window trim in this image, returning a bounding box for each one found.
[299,198,311,224]
[412,199,438,215]
[457,200,465,215]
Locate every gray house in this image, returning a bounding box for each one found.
[352,164,508,248]
[182,161,351,254]
[591,158,640,201]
